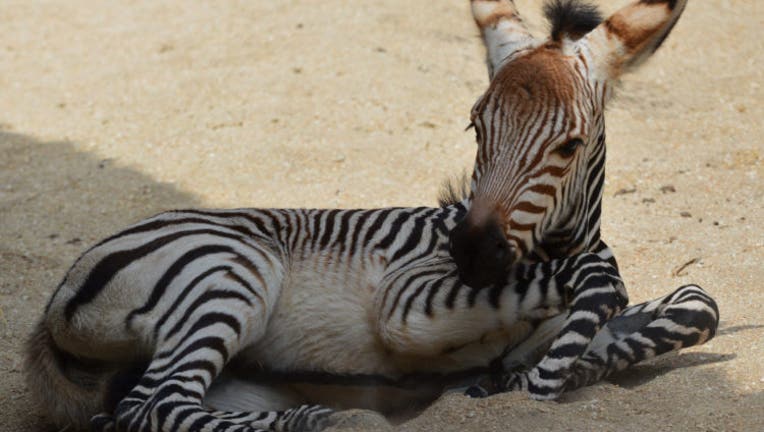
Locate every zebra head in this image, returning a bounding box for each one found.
[450,0,689,288]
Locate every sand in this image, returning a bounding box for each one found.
[1,0,762,431]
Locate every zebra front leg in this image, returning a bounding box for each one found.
[565,284,720,391]
[498,252,628,400]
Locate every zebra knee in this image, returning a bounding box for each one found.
[664,284,720,343]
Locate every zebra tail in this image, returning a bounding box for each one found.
[25,320,108,431]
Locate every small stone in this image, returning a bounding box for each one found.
[680,211,692,218]
[660,185,676,193]
[614,187,637,197]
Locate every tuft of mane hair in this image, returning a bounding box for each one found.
[543,0,602,42]
[438,173,470,208]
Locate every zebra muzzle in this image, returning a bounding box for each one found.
[449,218,514,289]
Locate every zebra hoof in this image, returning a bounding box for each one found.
[312,411,339,432]
[90,413,116,432]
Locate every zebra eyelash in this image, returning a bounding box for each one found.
[466,121,482,143]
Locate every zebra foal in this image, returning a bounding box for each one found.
[26,1,718,431]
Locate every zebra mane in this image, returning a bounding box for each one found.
[437,173,470,208]
[543,0,602,42]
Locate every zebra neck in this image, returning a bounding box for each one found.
[530,227,601,262]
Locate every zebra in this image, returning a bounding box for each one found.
[24,1,718,431]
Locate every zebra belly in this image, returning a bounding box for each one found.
[241,258,398,375]
[235,254,542,383]
[222,321,543,412]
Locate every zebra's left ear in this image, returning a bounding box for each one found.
[579,0,688,81]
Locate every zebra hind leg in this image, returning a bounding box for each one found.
[565,284,720,391]
[91,406,335,432]
[89,277,335,432]
[91,335,335,432]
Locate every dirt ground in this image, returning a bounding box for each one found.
[1,0,762,431]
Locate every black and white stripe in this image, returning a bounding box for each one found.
[28,201,719,431]
[25,1,718,431]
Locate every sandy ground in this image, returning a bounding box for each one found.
[1,0,762,431]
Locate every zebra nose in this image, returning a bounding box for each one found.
[449,219,514,288]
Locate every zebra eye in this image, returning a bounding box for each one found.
[555,138,583,158]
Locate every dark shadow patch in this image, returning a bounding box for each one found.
[0,128,201,432]
[715,323,764,337]
[606,352,736,389]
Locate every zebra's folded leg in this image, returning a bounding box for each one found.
[205,377,337,432]
[97,276,334,432]
[101,334,335,432]
[101,328,271,431]
[463,315,566,398]
[499,253,628,400]
[565,284,720,391]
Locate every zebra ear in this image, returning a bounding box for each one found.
[471,0,535,79]
[579,0,688,81]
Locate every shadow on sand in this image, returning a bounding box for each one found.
[0,128,202,432]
